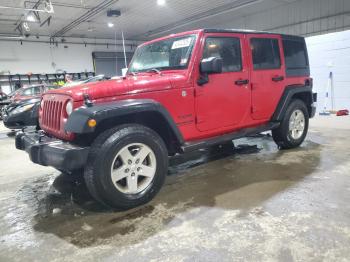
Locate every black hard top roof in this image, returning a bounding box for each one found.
[203,29,304,39]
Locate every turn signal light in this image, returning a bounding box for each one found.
[88,119,97,127]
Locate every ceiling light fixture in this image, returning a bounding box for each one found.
[26,14,36,22]
[157,0,166,6]
[107,22,114,28]
[22,22,30,32]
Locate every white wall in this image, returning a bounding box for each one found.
[0,37,141,74]
[306,29,350,111]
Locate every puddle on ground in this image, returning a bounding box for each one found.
[0,134,323,248]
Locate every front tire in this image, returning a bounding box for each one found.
[272,99,309,149]
[84,124,168,210]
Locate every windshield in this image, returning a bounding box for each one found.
[128,35,196,73]
[21,86,42,96]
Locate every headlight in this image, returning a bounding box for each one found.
[66,101,73,116]
[11,103,35,115]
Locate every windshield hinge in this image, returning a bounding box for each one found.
[83,93,93,107]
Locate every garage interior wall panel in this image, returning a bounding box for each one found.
[306,30,350,111]
[93,52,133,77]
[0,38,140,75]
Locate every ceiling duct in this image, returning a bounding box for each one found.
[0,0,54,13]
[51,0,119,37]
[0,34,25,39]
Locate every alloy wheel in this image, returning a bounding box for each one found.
[110,143,156,194]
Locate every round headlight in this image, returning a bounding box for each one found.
[66,101,73,116]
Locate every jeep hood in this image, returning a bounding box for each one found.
[45,73,186,101]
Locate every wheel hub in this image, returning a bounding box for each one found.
[110,143,156,194]
[289,109,305,140]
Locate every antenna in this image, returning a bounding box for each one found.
[121,30,127,68]
[114,30,118,76]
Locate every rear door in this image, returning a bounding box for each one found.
[247,34,286,120]
[195,33,251,131]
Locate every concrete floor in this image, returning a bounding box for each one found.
[0,116,350,262]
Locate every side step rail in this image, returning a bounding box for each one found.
[181,122,280,153]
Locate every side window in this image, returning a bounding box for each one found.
[23,88,33,95]
[33,86,41,95]
[203,37,242,72]
[251,38,281,70]
[283,39,308,69]
[46,86,57,91]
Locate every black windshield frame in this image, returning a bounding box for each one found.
[128,34,197,74]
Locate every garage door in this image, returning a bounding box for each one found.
[93,52,133,77]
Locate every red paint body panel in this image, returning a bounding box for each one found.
[246,34,287,120]
[40,29,310,143]
[194,33,251,132]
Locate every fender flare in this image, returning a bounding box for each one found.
[65,99,184,144]
[271,85,314,121]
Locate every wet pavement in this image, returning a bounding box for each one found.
[0,118,350,261]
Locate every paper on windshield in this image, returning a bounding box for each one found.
[172,38,192,49]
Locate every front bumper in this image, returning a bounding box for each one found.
[15,131,90,172]
[3,110,37,129]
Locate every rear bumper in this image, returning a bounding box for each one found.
[310,92,317,118]
[15,131,90,172]
[310,105,316,118]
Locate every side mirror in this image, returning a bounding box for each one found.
[200,57,223,74]
[197,57,223,86]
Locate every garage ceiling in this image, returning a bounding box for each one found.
[0,0,299,40]
[0,0,349,41]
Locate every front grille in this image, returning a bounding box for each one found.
[39,94,73,140]
[42,100,63,131]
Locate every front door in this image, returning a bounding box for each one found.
[247,34,286,120]
[195,33,250,132]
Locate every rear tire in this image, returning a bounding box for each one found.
[272,99,309,149]
[84,124,168,210]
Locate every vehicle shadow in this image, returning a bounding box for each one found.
[20,136,321,248]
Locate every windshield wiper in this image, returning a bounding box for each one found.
[146,68,162,75]
[127,71,138,76]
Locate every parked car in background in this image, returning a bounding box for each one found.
[0,91,7,101]
[1,84,59,129]
[2,98,40,129]
[0,91,9,120]
[11,84,58,103]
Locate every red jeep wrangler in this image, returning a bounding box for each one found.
[16,29,316,210]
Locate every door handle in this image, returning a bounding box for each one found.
[272,76,284,82]
[235,79,249,85]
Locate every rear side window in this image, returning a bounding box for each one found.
[283,39,308,69]
[203,37,242,72]
[251,38,281,70]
